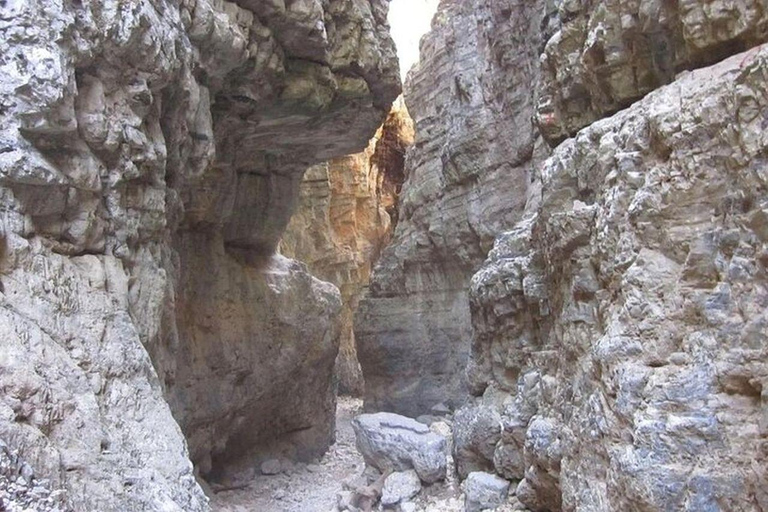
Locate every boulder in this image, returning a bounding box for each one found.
[352,413,448,483]
[463,472,510,512]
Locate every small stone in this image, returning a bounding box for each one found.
[307,464,323,473]
[261,459,283,475]
[416,415,435,425]
[381,470,421,506]
[337,490,354,509]
[431,403,451,415]
[273,488,287,500]
[363,465,383,483]
[463,471,510,512]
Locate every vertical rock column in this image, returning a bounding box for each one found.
[0,0,399,509]
[282,99,414,396]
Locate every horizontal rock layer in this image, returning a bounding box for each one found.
[0,0,399,510]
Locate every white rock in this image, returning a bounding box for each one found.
[463,472,510,512]
[381,470,422,506]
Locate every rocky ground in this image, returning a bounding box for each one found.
[211,399,487,512]
[212,397,365,512]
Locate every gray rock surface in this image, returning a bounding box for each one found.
[356,0,555,418]
[352,413,448,484]
[469,44,768,512]
[462,472,510,512]
[0,441,69,512]
[381,470,422,506]
[260,459,282,476]
[452,402,502,479]
[536,0,768,144]
[0,0,399,509]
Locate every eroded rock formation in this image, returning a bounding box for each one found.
[281,99,413,395]
[0,0,398,510]
[357,0,768,510]
[356,0,553,417]
[536,0,768,144]
[470,45,768,512]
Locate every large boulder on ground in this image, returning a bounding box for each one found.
[352,413,448,483]
[463,471,510,512]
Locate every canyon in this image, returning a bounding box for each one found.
[1,0,767,511]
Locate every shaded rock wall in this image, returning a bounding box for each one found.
[356,0,553,417]
[0,0,398,510]
[281,99,414,396]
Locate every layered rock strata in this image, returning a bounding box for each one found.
[281,99,413,396]
[0,0,398,510]
[356,0,553,417]
[469,46,768,511]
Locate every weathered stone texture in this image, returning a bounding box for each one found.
[536,0,768,144]
[470,47,768,510]
[0,0,398,510]
[281,99,413,396]
[356,0,552,417]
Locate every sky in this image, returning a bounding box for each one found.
[388,0,440,80]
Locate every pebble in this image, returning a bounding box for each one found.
[261,459,283,475]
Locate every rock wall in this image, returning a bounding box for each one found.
[281,99,413,396]
[468,44,768,512]
[354,0,768,509]
[458,2,768,512]
[355,0,554,417]
[535,0,768,145]
[0,0,398,510]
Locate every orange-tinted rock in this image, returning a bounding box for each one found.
[282,99,414,395]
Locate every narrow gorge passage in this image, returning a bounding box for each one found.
[2,0,768,512]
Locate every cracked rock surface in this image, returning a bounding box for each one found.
[0,0,398,510]
[469,47,768,510]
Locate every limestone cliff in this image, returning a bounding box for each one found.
[356,0,553,417]
[281,99,413,396]
[0,1,399,510]
[356,0,768,509]
[469,48,768,510]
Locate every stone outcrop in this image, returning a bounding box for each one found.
[536,0,768,144]
[356,0,554,417]
[353,0,768,510]
[281,99,413,395]
[469,46,768,510]
[0,0,398,510]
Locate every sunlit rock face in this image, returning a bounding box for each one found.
[281,99,414,396]
[356,0,554,417]
[0,0,399,509]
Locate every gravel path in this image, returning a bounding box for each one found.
[211,397,366,512]
[211,398,472,512]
